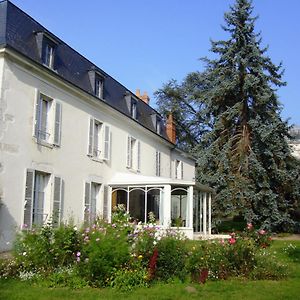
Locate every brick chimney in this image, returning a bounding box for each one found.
[136,89,150,105]
[166,113,176,144]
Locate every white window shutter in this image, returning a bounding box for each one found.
[103,125,110,160]
[52,176,63,227]
[84,182,91,223]
[88,118,94,156]
[127,136,132,168]
[137,140,141,171]
[24,169,35,228]
[181,162,184,179]
[53,102,62,146]
[103,185,108,221]
[34,96,41,138]
[156,151,161,176]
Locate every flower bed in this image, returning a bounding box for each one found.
[0,207,288,289]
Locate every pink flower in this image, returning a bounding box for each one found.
[76,251,81,257]
[229,237,236,245]
[247,223,253,230]
[258,229,266,235]
[219,239,225,246]
[230,232,236,238]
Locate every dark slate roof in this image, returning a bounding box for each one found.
[0,0,171,143]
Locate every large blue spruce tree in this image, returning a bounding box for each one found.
[156,0,300,231]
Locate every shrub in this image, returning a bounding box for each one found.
[154,230,188,282]
[250,249,288,280]
[110,260,149,291]
[0,258,20,279]
[14,223,81,272]
[186,241,231,281]
[77,220,131,286]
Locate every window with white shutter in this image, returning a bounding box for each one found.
[52,176,63,227]
[84,181,100,224]
[103,125,111,160]
[53,102,62,146]
[126,136,141,171]
[34,92,62,147]
[127,136,132,168]
[24,170,35,228]
[23,169,52,229]
[88,118,111,161]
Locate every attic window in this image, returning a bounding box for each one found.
[88,69,105,99]
[43,40,55,69]
[131,99,137,119]
[156,116,161,134]
[35,32,58,70]
[95,75,104,99]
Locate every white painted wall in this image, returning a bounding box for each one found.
[0,52,196,250]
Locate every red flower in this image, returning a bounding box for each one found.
[148,248,159,279]
[229,237,236,245]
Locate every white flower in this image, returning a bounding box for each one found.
[22,252,27,256]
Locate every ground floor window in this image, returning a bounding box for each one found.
[84,182,101,224]
[171,188,188,227]
[24,169,63,228]
[111,186,162,224]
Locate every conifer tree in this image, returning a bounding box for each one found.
[156,0,300,231]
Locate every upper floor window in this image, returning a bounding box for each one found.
[35,32,58,70]
[43,42,55,69]
[127,136,141,171]
[88,68,105,99]
[95,75,104,99]
[34,92,62,146]
[131,99,137,119]
[175,160,183,179]
[156,117,161,134]
[155,151,161,176]
[88,117,111,161]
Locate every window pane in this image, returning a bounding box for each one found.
[129,189,145,223]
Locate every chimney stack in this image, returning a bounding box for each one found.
[136,89,150,105]
[166,113,176,144]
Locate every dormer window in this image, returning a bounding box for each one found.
[131,99,137,119]
[156,116,161,134]
[43,41,55,68]
[95,75,104,99]
[88,68,105,99]
[35,31,58,70]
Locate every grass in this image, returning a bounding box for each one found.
[1,240,300,300]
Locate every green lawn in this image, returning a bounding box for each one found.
[1,240,299,300]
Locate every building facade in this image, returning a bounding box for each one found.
[0,0,213,251]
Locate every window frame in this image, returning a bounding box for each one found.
[34,92,62,147]
[88,117,111,161]
[127,135,141,171]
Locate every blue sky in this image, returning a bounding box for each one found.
[11,0,300,125]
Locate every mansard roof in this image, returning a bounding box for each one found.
[0,0,171,143]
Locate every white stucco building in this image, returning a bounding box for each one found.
[0,0,213,251]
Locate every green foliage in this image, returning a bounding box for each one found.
[250,249,288,280]
[13,223,81,272]
[155,231,188,282]
[110,262,149,291]
[155,0,300,231]
[0,258,20,279]
[41,266,89,289]
[77,221,131,286]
